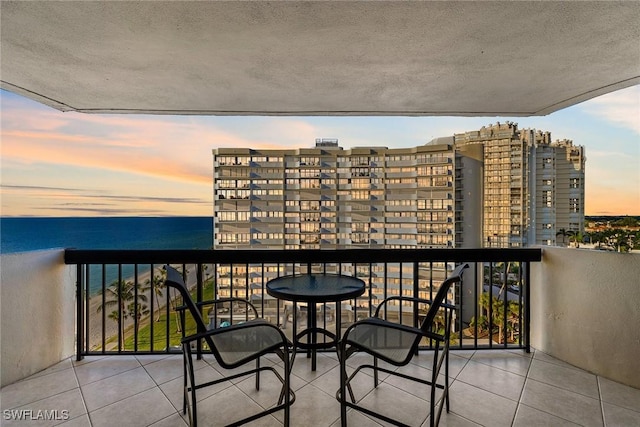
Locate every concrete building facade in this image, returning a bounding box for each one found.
[213,124,585,253]
[213,138,456,251]
[454,122,586,248]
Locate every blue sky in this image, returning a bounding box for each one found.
[1,85,638,217]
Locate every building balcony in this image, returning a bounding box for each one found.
[2,247,639,426]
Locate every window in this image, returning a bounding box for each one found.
[352,167,370,177]
[352,190,369,200]
[570,198,580,213]
[301,179,320,189]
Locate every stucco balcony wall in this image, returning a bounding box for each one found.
[530,246,640,389]
[0,249,75,387]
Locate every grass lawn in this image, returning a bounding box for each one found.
[115,279,216,351]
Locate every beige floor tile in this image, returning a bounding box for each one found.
[513,403,581,426]
[532,351,583,370]
[456,360,526,401]
[448,380,518,427]
[520,378,603,427]
[143,356,186,385]
[602,402,640,427]
[148,412,189,427]
[470,349,532,376]
[329,410,385,426]
[305,364,342,396]
[158,364,231,411]
[134,354,175,365]
[88,387,176,427]
[235,368,292,410]
[1,370,79,410]
[56,414,91,427]
[528,358,599,399]
[449,350,477,359]
[599,376,640,413]
[357,382,431,426]
[194,385,279,426]
[423,411,482,427]
[409,352,471,379]
[388,362,446,402]
[288,383,341,427]
[73,356,140,386]
[81,366,156,412]
[25,358,74,381]
[1,388,87,427]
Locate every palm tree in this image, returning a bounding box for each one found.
[145,269,166,322]
[97,279,149,348]
[127,302,151,338]
[567,230,579,247]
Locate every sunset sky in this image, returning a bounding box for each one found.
[1,86,638,217]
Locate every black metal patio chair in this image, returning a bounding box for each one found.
[162,265,295,427]
[337,263,468,427]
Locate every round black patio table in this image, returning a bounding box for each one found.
[266,273,366,370]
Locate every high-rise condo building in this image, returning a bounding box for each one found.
[212,123,585,252]
[213,138,456,251]
[454,122,586,248]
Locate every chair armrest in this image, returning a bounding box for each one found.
[373,295,434,317]
[344,317,446,344]
[174,298,260,318]
[197,297,260,318]
[180,318,286,345]
[344,317,424,337]
[373,296,455,317]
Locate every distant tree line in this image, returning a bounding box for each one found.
[583,216,640,252]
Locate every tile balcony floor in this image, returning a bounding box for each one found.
[2,349,639,427]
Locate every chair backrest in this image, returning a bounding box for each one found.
[162,265,209,334]
[420,263,468,334]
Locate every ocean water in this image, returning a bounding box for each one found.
[1,217,213,253]
[1,217,213,295]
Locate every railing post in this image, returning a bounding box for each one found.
[524,261,531,353]
[76,263,84,361]
[413,261,419,355]
[196,263,204,358]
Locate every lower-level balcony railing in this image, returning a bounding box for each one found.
[64,248,542,359]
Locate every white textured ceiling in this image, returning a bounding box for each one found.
[1,1,639,116]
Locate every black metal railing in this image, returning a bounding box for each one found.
[65,248,541,360]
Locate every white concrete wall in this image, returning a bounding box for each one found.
[1,249,76,386]
[531,247,640,389]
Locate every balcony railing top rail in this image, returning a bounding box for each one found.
[65,247,542,264]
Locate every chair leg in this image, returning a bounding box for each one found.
[339,345,348,427]
[431,346,439,427]
[184,349,199,427]
[284,349,291,427]
[182,352,188,415]
[444,350,450,413]
[255,358,260,390]
[373,356,379,387]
